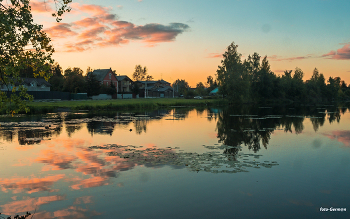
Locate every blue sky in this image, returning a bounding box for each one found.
[32,0,350,86]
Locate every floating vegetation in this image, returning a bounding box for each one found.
[89,144,279,174]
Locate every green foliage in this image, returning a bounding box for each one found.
[0,0,71,115]
[63,67,86,93]
[132,65,153,81]
[195,82,206,96]
[86,72,100,96]
[172,79,189,95]
[216,42,350,104]
[216,42,249,103]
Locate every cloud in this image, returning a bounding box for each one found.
[44,23,77,38]
[267,55,311,62]
[207,53,222,58]
[71,3,110,15]
[117,5,123,9]
[30,0,53,13]
[42,3,190,52]
[322,44,350,60]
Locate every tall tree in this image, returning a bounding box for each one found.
[48,62,64,91]
[86,72,100,96]
[216,42,249,103]
[133,65,150,81]
[63,67,85,93]
[172,79,189,95]
[0,0,72,115]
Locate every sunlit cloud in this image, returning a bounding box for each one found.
[44,23,78,38]
[207,53,222,58]
[30,0,53,13]
[322,44,350,60]
[42,3,189,52]
[268,55,312,62]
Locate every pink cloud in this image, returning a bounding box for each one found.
[322,44,350,60]
[42,3,189,52]
[79,26,107,39]
[30,0,53,13]
[44,23,77,38]
[207,53,223,58]
[268,55,311,62]
[71,3,110,15]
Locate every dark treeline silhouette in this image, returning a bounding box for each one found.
[19,63,117,96]
[216,42,350,104]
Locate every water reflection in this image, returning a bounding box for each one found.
[1,105,350,218]
[216,105,348,154]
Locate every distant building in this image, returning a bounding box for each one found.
[209,87,219,95]
[0,78,51,91]
[116,75,133,93]
[87,68,133,93]
[136,80,173,98]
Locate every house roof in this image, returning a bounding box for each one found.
[155,86,173,92]
[0,78,51,87]
[116,75,133,82]
[137,79,170,84]
[23,78,51,87]
[88,69,112,81]
[210,87,219,94]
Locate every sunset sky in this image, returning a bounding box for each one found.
[30,0,350,87]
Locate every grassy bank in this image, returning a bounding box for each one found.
[24,98,226,114]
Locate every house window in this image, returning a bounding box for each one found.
[109,73,111,80]
[106,82,108,86]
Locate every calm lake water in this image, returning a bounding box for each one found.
[0,106,349,219]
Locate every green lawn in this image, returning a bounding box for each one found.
[25,98,224,114]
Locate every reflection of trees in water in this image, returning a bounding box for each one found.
[0,130,14,142]
[0,114,64,143]
[87,122,116,136]
[134,119,147,134]
[65,124,83,137]
[216,105,343,154]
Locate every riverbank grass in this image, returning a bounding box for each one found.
[25,98,224,113]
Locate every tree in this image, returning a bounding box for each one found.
[63,67,86,93]
[132,65,153,81]
[216,42,249,103]
[195,82,206,96]
[172,79,189,95]
[48,63,64,91]
[0,0,72,115]
[86,72,100,96]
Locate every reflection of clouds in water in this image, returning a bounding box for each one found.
[0,175,65,194]
[323,130,350,146]
[0,195,66,215]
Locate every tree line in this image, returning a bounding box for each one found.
[216,42,350,104]
[18,63,117,96]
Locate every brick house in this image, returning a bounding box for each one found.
[88,68,118,88]
[87,68,133,94]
